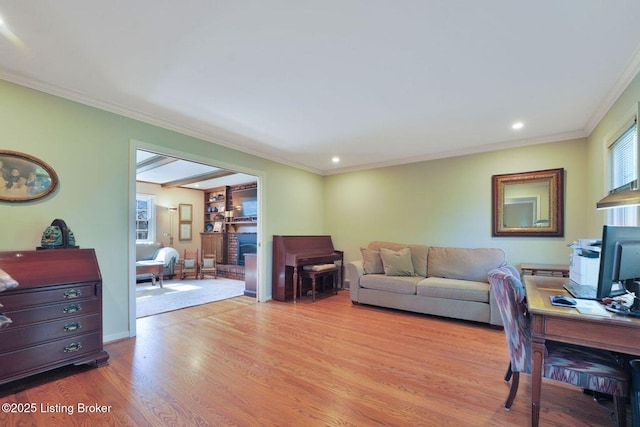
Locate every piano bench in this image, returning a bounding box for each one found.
[299,267,339,302]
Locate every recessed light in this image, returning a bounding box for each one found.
[332,156,340,164]
[512,122,524,130]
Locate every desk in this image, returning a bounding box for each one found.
[524,275,640,426]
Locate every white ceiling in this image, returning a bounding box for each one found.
[2,2,640,175]
[136,149,256,189]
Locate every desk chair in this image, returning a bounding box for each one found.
[180,249,199,280]
[200,252,217,279]
[630,360,640,427]
[488,266,629,426]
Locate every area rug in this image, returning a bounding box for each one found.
[136,278,246,318]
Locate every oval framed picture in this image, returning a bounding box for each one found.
[0,150,59,202]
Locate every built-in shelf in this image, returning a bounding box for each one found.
[202,183,258,271]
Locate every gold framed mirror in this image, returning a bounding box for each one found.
[492,168,564,237]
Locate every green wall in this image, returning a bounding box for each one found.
[0,79,325,341]
[587,72,640,235]
[2,64,639,341]
[325,68,640,274]
[325,138,589,269]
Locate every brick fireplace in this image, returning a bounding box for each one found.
[218,232,257,280]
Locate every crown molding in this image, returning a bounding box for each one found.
[584,45,640,134]
[323,130,588,176]
[2,56,633,178]
[0,72,323,176]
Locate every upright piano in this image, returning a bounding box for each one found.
[272,235,343,302]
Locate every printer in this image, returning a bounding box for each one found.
[569,239,601,287]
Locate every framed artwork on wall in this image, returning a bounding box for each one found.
[179,203,192,222]
[0,150,59,202]
[179,222,192,241]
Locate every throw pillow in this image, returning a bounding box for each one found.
[361,248,384,274]
[379,247,415,276]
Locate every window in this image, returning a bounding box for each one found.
[136,194,155,242]
[608,120,638,225]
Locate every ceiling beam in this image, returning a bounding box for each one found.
[136,155,177,173]
[161,170,237,188]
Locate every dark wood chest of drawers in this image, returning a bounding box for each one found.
[0,248,109,385]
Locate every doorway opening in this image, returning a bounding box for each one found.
[131,146,262,329]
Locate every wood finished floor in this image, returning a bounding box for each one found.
[0,291,628,426]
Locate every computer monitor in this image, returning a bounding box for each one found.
[597,225,640,300]
[611,240,640,316]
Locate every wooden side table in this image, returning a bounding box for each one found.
[135,261,164,287]
[520,263,569,278]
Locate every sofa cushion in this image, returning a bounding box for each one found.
[380,247,415,276]
[406,244,429,277]
[360,274,421,295]
[368,242,428,277]
[417,277,489,303]
[361,248,384,274]
[427,246,506,283]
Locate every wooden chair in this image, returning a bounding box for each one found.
[179,249,199,280]
[200,252,217,279]
[487,266,629,426]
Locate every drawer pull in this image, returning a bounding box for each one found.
[63,342,83,353]
[63,322,82,332]
[63,304,82,314]
[63,289,82,299]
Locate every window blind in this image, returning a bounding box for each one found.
[610,123,638,189]
[609,121,638,225]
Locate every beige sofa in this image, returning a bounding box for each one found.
[347,242,507,326]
